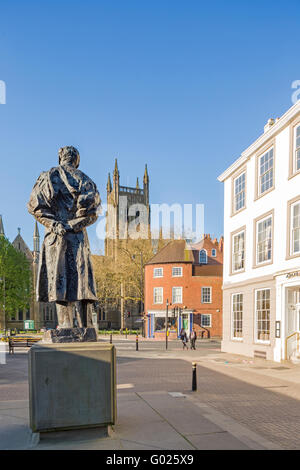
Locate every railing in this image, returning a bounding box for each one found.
[119,186,144,195]
[285,331,300,360]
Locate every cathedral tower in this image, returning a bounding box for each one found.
[105,159,151,259]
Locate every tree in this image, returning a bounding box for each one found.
[92,238,155,314]
[0,236,32,326]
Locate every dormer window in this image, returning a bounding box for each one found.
[199,249,207,264]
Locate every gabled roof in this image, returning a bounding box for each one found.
[146,235,223,266]
[12,231,33,261]
[146,240,194,265]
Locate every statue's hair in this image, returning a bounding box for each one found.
[58,146,80,168]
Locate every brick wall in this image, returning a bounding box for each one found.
[144,236,223,338]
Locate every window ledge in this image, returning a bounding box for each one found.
[253,260,273,269]
[254,186,275,201]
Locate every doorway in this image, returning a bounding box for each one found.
[286,288,300,359]
[182,313,189,331]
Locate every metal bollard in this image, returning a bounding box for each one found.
[110,333,112,344]
[192,362,197,391]
[136,335,139,351]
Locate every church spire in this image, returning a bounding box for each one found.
[34,221,39,238]
[136,177,140,190]
[0,215,4,237]
[33,221,40,254]
[114,158,119,177]
[143,164,149,184]
[107,173,112,193]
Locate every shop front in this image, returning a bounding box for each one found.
[146,310,193,339]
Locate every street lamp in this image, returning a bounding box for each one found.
[0,276,5,336]
[165,299,169,350]
[132,252,144,335]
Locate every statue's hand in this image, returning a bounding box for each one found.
[52,222,66,236]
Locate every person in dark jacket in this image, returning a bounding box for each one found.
[180,328,188,350]
[190,328,197,350]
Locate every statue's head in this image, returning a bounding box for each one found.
[58,146,80,168]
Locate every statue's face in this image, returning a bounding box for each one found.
[59,147,80,168]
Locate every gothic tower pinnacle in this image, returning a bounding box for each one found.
[0,215,4,237]
[107,173,112,193]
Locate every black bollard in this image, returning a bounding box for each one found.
[192,362,197,391]
[110,333,112,344]
[136,335,139,351]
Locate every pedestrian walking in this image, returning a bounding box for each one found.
[190,328,197,350]
[180,328,188,350]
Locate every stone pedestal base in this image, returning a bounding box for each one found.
[42,327,97,343]
[28,342,116,433]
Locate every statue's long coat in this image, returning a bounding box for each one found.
[28,165,100,303]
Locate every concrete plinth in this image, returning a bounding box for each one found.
[28,342,116,433]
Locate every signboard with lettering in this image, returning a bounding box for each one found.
[286,271,300,279]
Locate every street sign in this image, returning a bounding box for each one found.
[24,320,34,330]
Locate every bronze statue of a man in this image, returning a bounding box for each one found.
[28,146,101,330]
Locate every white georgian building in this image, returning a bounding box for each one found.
[218,100,300,362]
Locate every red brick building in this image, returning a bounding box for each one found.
[144,235,223,339]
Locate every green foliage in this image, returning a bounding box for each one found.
[98,329,141,335]
[0,236,32,320]
[92,238,155,310]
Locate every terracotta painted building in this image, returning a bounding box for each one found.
[144,235,223,339]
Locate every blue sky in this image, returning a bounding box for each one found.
[0,0,299,252]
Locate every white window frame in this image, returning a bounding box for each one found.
[211,249,217,257]
[199,249,207,264]
[231,293,243,340]
[201,314,212,327]
[255,288,271,344]
[201,286,212,303]
[291,201,300,256]
[294,124,300,173]
[153,287,163,304]
[153,267,163,278]
[172,286,182,304]
[172,267,183,277]
[258,147,274,196]
[232,230,245,273]
[234,171,246,212]
[256,214,272,265]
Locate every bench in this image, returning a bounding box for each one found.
[8,336,41,354]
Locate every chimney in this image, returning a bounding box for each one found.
[264,118,275,133]
[218,236,224,252]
